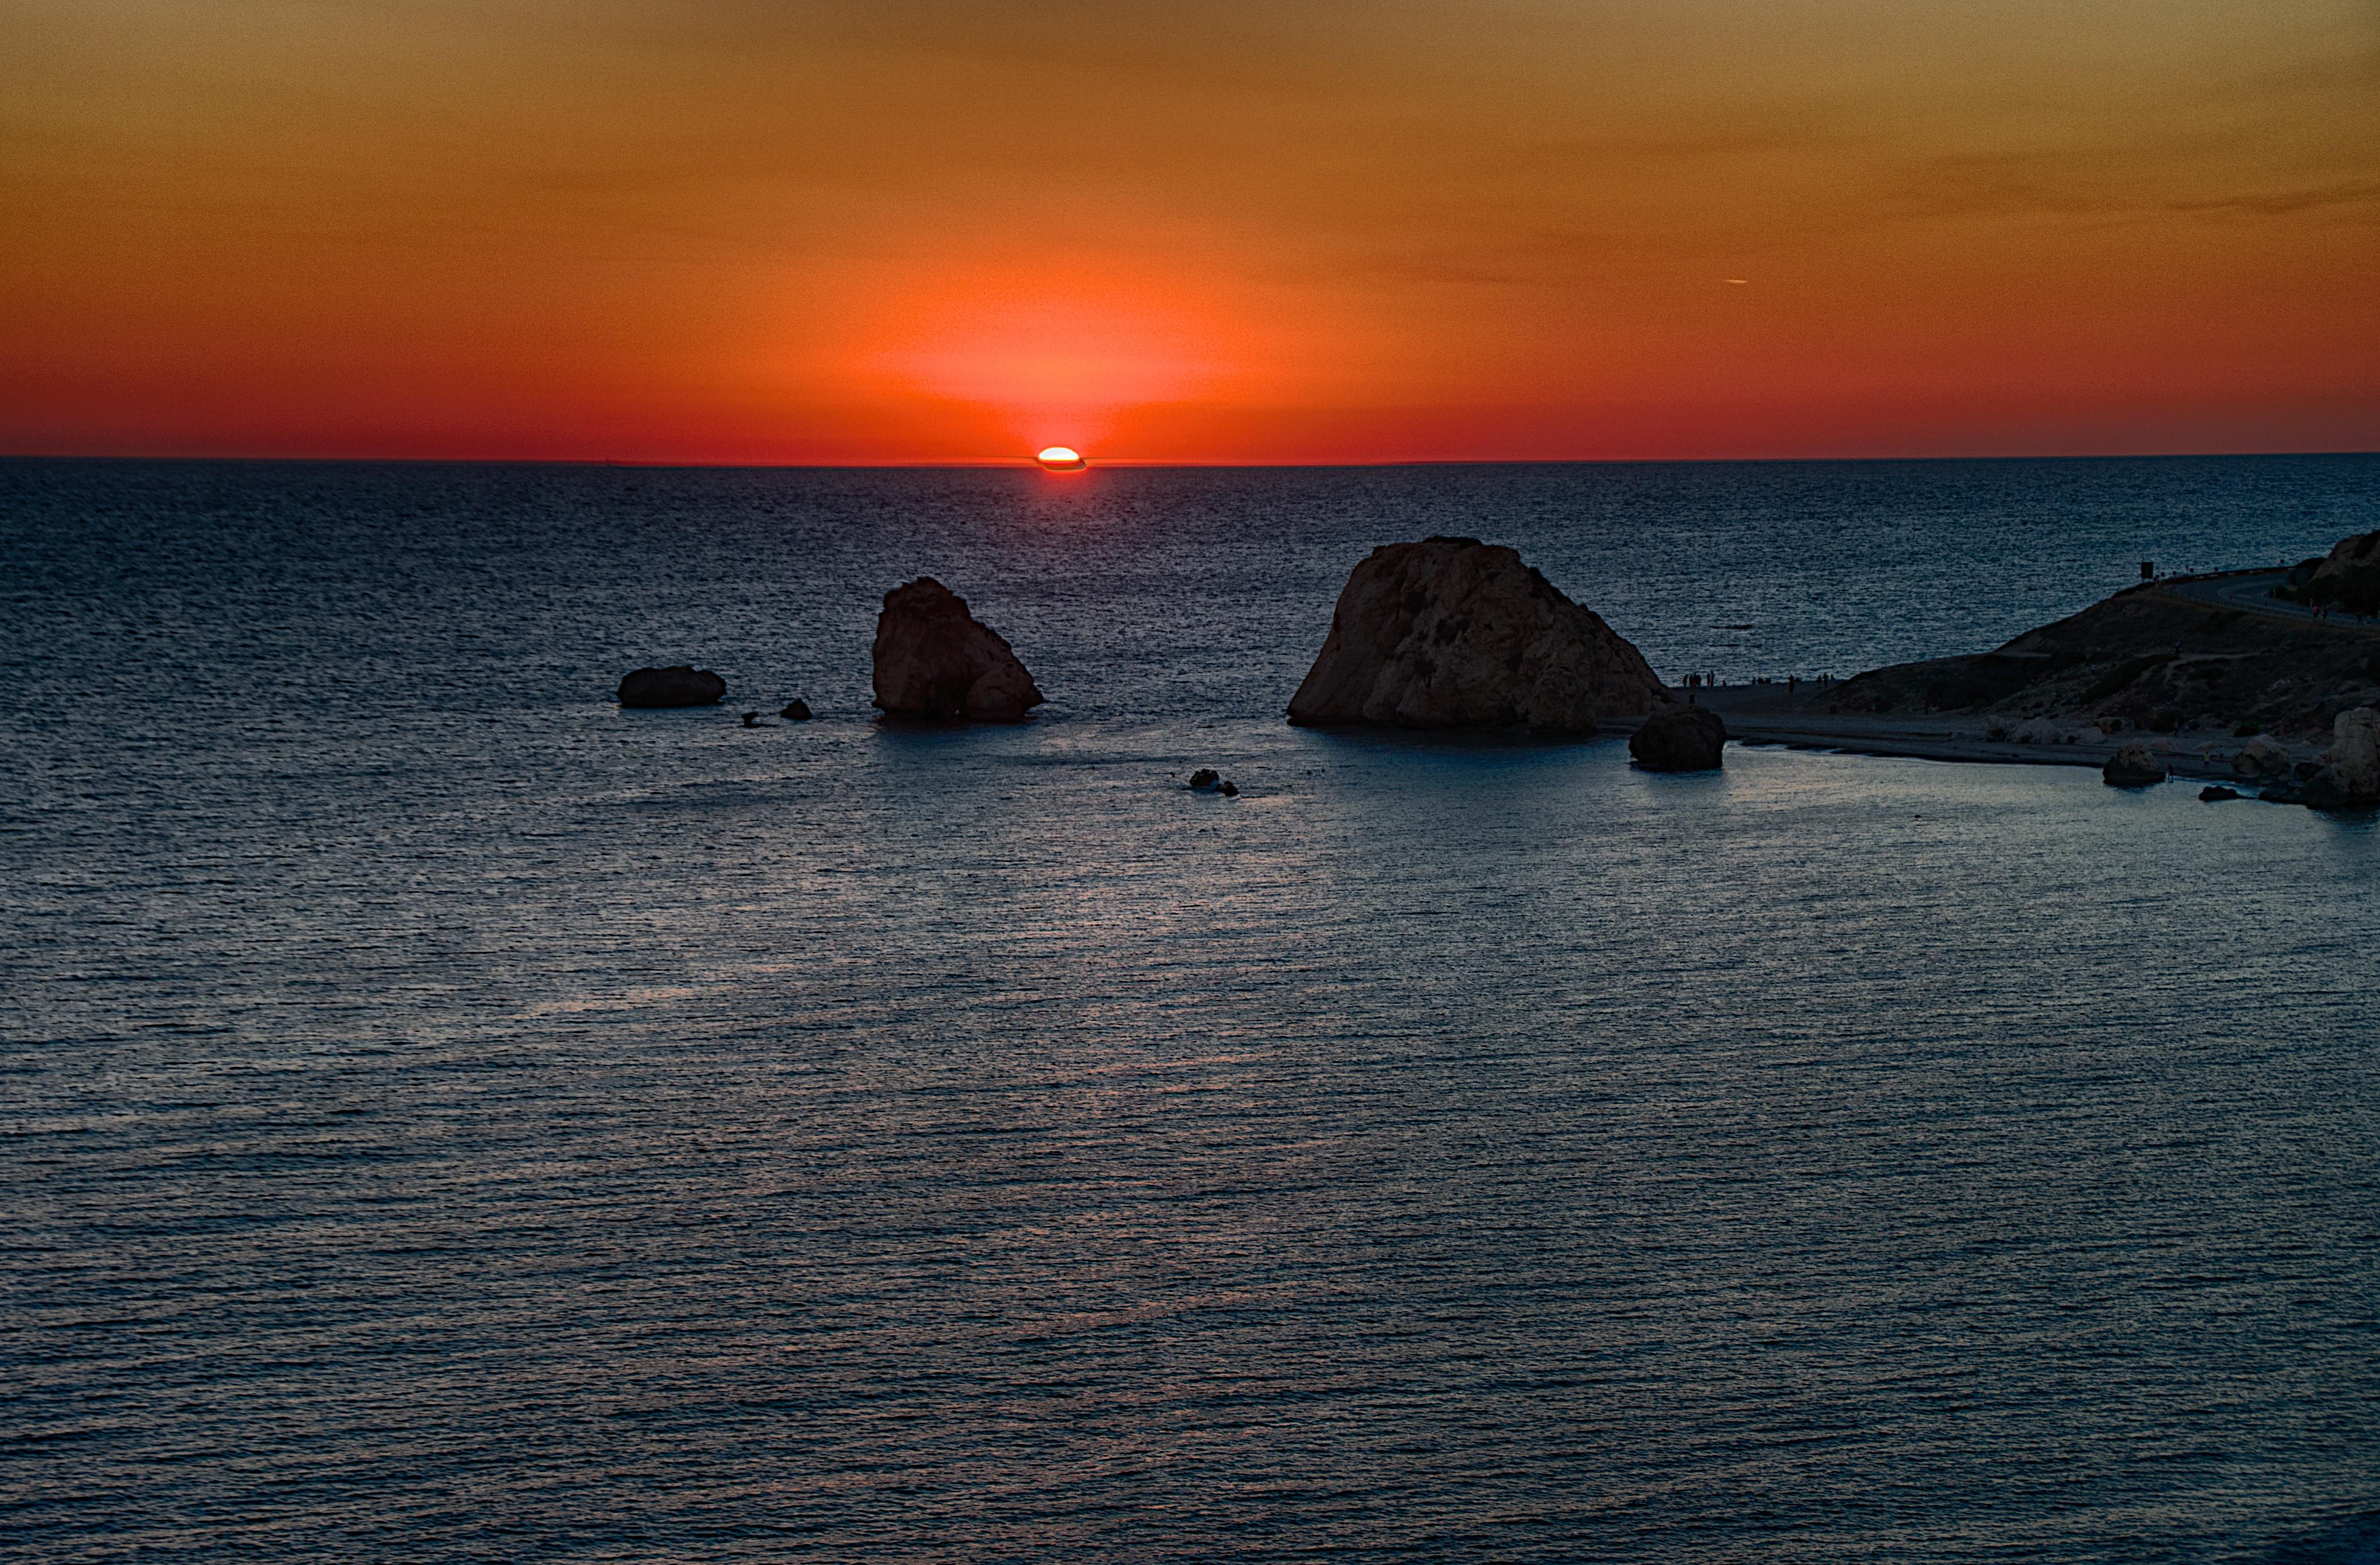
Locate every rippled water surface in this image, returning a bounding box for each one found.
[4,457,2378,1562]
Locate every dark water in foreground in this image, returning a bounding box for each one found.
[3,456,2378,1562]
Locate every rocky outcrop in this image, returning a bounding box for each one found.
[1818,569,2380,744]
[1630,704,1727,771]
[2310,531,2380,586]
[2233,737,2290,780]
[2302,706,2380,810]
[2103,744,2167,787]
[871,578,1043,722]
[619,666,726,708]
[780,700,813,721]
[2280,531,2380,618]
[1286,537,1669,731]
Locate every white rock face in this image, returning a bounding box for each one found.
[2317,706,2380,800]
[1287,536,1668,731]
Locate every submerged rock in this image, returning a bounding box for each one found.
[1630,704,1728,772]
[618,666,727,708]
[1286,536,1669,731]
[870,578,1044,722]
[1188,769,1221,791]
[2103,744,2167,787]
[781,699,813,721]
[2199,785,2242,802]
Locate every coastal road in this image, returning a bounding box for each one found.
[2150,568,2380,634]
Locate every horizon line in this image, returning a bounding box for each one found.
[6,447,2378,470]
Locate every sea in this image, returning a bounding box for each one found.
[3,454,2377,1563]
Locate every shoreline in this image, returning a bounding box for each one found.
[1627,558,2380,792]
[1616,682,2320,785]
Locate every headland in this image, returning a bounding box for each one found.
[1643,553,2380,787]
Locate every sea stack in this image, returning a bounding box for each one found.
[618,666,727,708]
[1287,537,1670,731]
[871,577,1044,722]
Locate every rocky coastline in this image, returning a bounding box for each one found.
[609,530,2378,810]
[1667,535,2380,807]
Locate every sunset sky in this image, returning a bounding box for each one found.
[5,0,2375,463]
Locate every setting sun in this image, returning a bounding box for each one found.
[1034,446,1087,472]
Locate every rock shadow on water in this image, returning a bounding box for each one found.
[2230,1510,2380,1565]
[1292,722,1632,758]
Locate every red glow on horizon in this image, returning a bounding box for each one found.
[2,3,2373,463]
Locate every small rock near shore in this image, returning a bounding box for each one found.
[1188,769,1221,791]
[1630,704,1727,772]
[780,699,813,721]
[619,666,727,708]
[1220,780,1239,796]
[2102,744,2167,787]
[2233,737,2289,780]
[2198,785,2241,802]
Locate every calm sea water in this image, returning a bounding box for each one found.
[4,456,2378,1563]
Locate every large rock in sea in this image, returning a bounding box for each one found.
[1631,703,1727,771]
[2302,705,2380,810]
[2103,743,2167,787]
[1286,537,1669,731]
[871,577,1044,722]
[619,666,726,708]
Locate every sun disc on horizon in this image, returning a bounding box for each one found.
[1035,446,1087,472]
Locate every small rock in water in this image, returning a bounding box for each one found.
[1188,769,1221,791]
[781,700,813,721]
[2198,785,2241,802]
[740,711,760,727]
[2102,744,2167,787]
[1219,780,1239,796]
[618,665,727,708]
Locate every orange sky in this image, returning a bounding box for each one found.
[4,0,2375,462]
